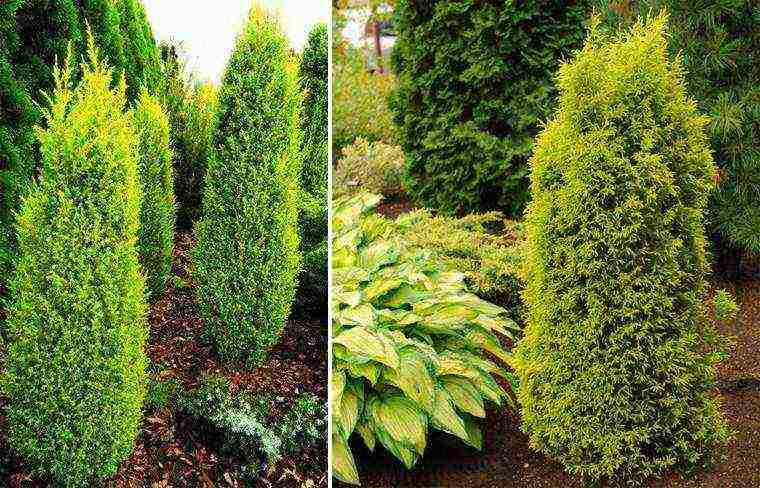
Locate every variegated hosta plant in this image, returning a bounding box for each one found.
[331,193,520,485]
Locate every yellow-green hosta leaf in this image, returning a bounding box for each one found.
[430,386,468,441]
[332,433,360,485]
[372,422,420,469]
[377,308,421,328]
[338,303,377,328]
[332,289,362,309]
[462,415,484,450]
[333,326,399,368]
[441,376,485,418]
[348,360,383,385]
[382,285,428,308]
[339,387,362,441]
[356,418,377,451]
[381,348,436,413]
[363,277,404,301]
[465,329,513,367]
[368,393,428,455]
[331,371,346,420]
[359,240,393,270]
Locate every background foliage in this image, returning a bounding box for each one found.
[297,23,329,319]
[599,0,760,257]
[334,138,406,198]
[390,0,591,217]
[514,14,728,483]
[2,47,148,486]
[133,90,175,299]
[194,6,303,366]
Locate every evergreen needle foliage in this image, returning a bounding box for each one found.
[133,90,175,299]
[514,14,728,484]
[2,44,148,486]
[194,6,303,365]
[297,23,329,319]
[599,0,760,256]
[390,0,591,217]
[1,0,161,319]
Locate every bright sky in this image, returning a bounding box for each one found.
[142,0,329,83]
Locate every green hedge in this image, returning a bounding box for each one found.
[514,14,728,483]
[599,0,760,256]
[390,0,590,217]
[297,23,329,319]
[2,46,148,486]
[194,6,303,365]
[134,90,175,299]
[115,0,162,100]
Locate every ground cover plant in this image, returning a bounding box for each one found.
[2,45,148,486]
[390,0,592,217]
[331,193,521,485]
[194,6,304,366]
[514,13,729,484]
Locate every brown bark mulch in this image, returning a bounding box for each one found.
[0,231,328,488]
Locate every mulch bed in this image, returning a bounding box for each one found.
[0,231,328,488]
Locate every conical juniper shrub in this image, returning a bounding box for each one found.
[0,0,155,320]
[133,89,175,299]
[2,45,148,486]
[598,0,760,263]
[389,0,591,217]
[514,14,729,484]
[115,0,163,100]
[194,6,303,366]
[296,23,329,319]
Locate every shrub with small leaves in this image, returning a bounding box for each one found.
[133,89,175,299]
[514,14,728,484]
[331,193,520,485]
[598,0,760,257]
[194,6,303,365]
[396,210,525,319]
[297,23,329,319]
[334,138,405,198]
[333,50,397,156]
[2,44,148,487]
[390,0,591,217]
[713,289,739,323]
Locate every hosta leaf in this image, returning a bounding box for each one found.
[356,418,377,452]
[359,241,393,270]
[334,326,399,368]
[363,277,404,301]
[441,376,485,418]
[381,348,436,413]
[348,361,383,385]
[368,393,427,455]
[331,371,346,422]
[332,289,362,308]
[382,284,428,308]
[430,386,468,441]
[338,303,377,328]
[462,415,484,450]
[372,423,420,469]
[339,387,362,441]
[332,433,360,485]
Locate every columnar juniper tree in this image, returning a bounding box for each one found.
[514,14,728,484]
[390,0,590,217]
[297,23,329,318]
[134,90,175,299]
[600,0,760,272]
[194,6,303,365]
[0,0,159,318]
[2,45,148,486]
